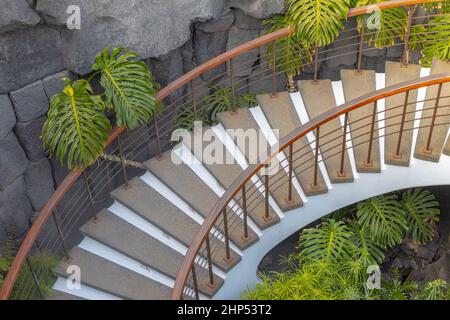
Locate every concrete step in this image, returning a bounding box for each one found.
[217,107,304,209]
[111,177,241,272]
[258,92,328,195]
[181,130,279,230]
[144,151,262,246]
[54,247,173,300]
[414,58,450,162]
[341,69,381,172]
[385,61,421,166]
[298,80,354,183]
[80,209,221,297]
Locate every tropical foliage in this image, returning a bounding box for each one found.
[0,236,59,300]
[243,188,444,300]
[42,47,159,170]
[175,85,256,132]
[287,0,351,48]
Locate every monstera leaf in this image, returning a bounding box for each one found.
[92,47,159,129]
[401,188,440,244]
[356,194,408,248]
[42,79,111,170]
[287,0,351,48]
[356,0,407,48]
[299,219,354,264]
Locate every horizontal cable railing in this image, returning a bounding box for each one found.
[0,0,446,300]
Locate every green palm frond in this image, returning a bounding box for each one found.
[204,86,257,122]
[419,14,450,66]
[378,270,419,300]
[92,47,159,129]
[299,219,354,264]
[356,194,408,248]
[356,0,407,48]
[287,0,351,48]
[42,79,111,170]
[401,188,440,244]
[263,15,312,77]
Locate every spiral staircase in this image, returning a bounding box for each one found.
[1,0,450,301]
[42,58,450,300]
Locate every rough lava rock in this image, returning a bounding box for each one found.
[43,70,78,98]
[10,80,49,123]
[234,9,262,30]
[0,0,41,34]
[14,116,47,162]
[229,0,285,19]
[0,132,29,191]
[227,26,259,77]
[0,176,33,244]
[0,95,16,140]
[24,158,55,211]
[0,25,63,94]
[196,11,235,33]
[194,29,228,82]
[36,0,228,74]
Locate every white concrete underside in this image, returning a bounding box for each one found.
[214,154,450,299]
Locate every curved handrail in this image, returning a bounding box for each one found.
[0,0,444,300]
[171,72,450,299]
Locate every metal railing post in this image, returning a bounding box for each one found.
[82,170,98,221]
[52,208,71,261]
[228,59,237,113]
[190,80,197,118]
[205,235,214,287]
[366,101,378,167]
[222,209,231,262]
[26,257,44,299]
[287,144,293,203]
[153,116,162,158]
[395,90,410,157]
[191,265,200,300]
[242,185,249,240]
[402,5,416,66]
[313,47,319,83]
[271,41,277,97]
[425,83,443,153]
[357,17,366,74]
[313,127,320,187]
[116,136,129,188]
[264,164,270,220]
[339,113,349,176]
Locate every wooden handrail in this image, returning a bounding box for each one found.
[0,0,443,300]
[171,72,450,299]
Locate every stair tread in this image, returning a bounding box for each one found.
[111,177,241,272]
[385,61,421,166]
[145,151,263,244]
[54,247,173,300]
[81,209,223,297]
[181,130,279,229]
[414,58,450,162]
[341,69,381,172]
[258,92,328,194]
[217,108,303,210]
[299,80,354,183]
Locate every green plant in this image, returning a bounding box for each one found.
[356,194,408,248]
[263,15,312,88]
[299,219,354,264]
[92,47,159,129]
[0,235,59,300]
[42,79,111,170]
[42,47,160,170]
[243,188,447,300]
[205,86,256,122]
[287,0,351,48]
[419,279,449,300]
[401,188,440,243]
[356,0,408,48]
